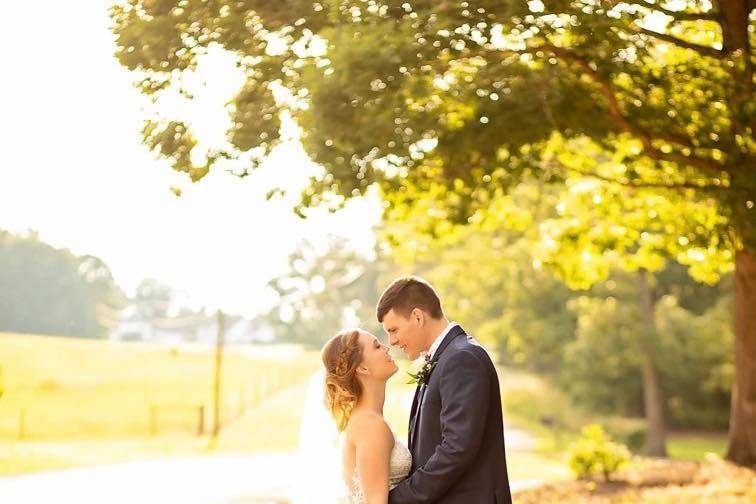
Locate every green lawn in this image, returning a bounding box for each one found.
[668,432,728,461]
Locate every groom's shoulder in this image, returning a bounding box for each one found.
[449,329,488,354]
[443,333,494,367]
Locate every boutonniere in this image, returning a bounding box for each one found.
[408,358,437,386]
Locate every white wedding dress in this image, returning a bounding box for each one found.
[347,430,412,503]
[294,372,412,504]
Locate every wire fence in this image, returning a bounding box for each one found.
[0,362,316,440]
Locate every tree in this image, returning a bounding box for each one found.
[560,269,732,434]
[111,0,756,464]
[134,277,175,319]
[523,150,734,456]
[264,235,386,346]
[0,230,126,338]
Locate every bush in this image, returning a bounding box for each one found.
[623,428,646,453]
[568,424,631,481]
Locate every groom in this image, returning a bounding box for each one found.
[378,276,512,503]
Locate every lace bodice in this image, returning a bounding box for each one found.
[348,431,412,503]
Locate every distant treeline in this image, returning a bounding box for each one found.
[0,230,125,338]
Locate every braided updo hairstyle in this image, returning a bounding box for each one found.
[322,329,364,432]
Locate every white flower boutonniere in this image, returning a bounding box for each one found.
[408,358,437,386]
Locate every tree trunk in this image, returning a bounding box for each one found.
[717,0,750,55]
[638,268,667,457]
[726,250,756,465]
[718,0,752,130]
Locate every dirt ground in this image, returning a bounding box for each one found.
[514,455,756,503]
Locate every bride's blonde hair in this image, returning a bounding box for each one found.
[322,329,364,432]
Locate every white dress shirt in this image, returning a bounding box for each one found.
[426,321,458,361]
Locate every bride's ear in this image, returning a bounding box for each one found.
[356,364,370,376]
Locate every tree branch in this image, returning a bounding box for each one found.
[635,27,723,58]
[632,1,719,21]
[558,164,719,191]
[648,130,696,148]
[522,44,722,174]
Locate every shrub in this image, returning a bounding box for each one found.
[623,428,647,453]
[568,424,631,481]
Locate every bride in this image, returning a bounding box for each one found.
[321,328,412,503]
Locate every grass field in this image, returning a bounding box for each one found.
[0,332,318,440]
[0,331,324,474]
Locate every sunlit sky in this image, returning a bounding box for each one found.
[0,1,381,316]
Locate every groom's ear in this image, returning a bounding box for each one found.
[411,308,425,327]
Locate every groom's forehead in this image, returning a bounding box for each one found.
[382,309,410,330]
[382,309,401,325]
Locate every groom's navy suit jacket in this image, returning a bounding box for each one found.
[388,325,512,504]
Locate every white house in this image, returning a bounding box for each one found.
[109,305,274,345]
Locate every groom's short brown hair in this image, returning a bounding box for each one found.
[377,276,444,322]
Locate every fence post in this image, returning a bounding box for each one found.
[235,390,243,419]
[211,310,225,439]
[273,368,281,390]
[260,375,268,400]
[18,408,26,439]
[150,404,158,436]
[253,380,261,404]
[197,405,205,436]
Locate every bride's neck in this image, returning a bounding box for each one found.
[354,380,386,415]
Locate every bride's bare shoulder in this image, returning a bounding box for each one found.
[345,412,392,445]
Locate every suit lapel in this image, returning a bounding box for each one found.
[409,384,427,451]
[408,384,421,452]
